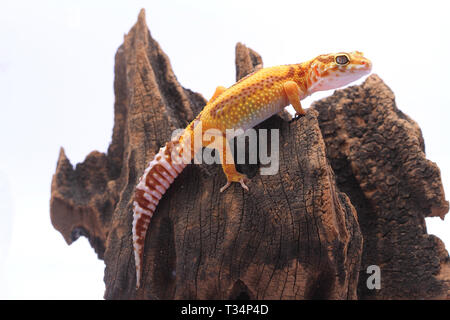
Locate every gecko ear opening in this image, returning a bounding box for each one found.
[335,54,350,66]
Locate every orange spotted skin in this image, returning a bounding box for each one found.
[193,51,371,134]
[132,51,372,289]
[203,65,303,131]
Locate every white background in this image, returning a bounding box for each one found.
[0,0,449,299]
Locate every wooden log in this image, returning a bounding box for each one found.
[50,9,449,300]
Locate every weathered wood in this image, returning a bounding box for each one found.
[313,76,450,299]
[50,9,449,300]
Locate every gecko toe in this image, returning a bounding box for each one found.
[220,181,232,193]
[239,178,249,191]
[289,113,306,123]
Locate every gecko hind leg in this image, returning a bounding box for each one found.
[219,150,249,192]
[205,132,249,192]
[220,151,249,192]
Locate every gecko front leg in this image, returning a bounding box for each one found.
[283,81,306,120]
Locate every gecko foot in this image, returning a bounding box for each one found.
[289,112,306,123]
[220,178,249,192]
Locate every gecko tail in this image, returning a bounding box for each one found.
[132,139,188,289]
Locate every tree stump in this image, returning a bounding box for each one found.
[50,9,449,300]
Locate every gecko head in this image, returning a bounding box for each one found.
[308,51,372,93]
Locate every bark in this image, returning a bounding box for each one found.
[50,9,449,299]
[312,76,450,299]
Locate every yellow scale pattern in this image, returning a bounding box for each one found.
[201,64,305,132]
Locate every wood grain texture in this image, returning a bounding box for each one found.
[313,75,450,299]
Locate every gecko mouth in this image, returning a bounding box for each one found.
[358,60,372,71]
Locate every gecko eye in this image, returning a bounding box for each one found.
[335,54,350,66]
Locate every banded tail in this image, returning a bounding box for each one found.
[132,128,196,289]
